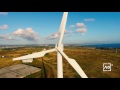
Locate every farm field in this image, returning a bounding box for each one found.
[0,46,120,78]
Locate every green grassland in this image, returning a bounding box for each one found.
[0,47,120,78]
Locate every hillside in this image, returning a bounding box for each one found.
[0,47,120,78]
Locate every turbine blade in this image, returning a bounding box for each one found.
[56,48,88,78]
[13,48,56,61]
[58,12,68,46]
[57,51,63,78]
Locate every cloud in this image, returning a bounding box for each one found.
[65,33,75,37]
[13,28,38,41]
[76,23,85,27]
[64,30,72,34]
[84,18,95,22]
[69,25,75,28]
[46,32,60,40]
[69,23,86,28]
[69,22,87,35]
[46,29,73,40]
[0,25,8,30]
[75,28,87,33]
[0,12,8,15]
[0,35,14,40]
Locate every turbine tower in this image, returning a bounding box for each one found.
[13,12,88,78]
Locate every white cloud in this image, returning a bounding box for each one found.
[64,30,72,34]
[0,25,8,30]
[46,32,60,40]
[13,28,38,41]
[46,29,73,40]
[0,35,14,40]
[0,12,8,15]
[70,23,86,28]
[13,29,24,35]
[75,28,87,33]
[69,22,87,35]
[76,23,85,27]
[69,25,75,28]
[84,18,95,22]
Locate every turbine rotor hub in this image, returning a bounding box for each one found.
[55,44,64,51]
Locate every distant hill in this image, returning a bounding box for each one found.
[0,43,120,48]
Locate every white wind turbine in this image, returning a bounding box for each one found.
[13,12,88,78]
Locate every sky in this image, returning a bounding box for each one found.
[0,12,120,45]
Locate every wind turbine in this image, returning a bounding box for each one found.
[13,12,88,78]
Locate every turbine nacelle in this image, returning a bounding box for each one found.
[55,44,64,51]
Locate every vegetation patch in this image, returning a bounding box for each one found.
[0,47,120,78]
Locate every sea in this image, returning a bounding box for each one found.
[83,44,120,48]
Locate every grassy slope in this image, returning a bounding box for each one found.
[0,47,120,78]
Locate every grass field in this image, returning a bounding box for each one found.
[0,47,120,78]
